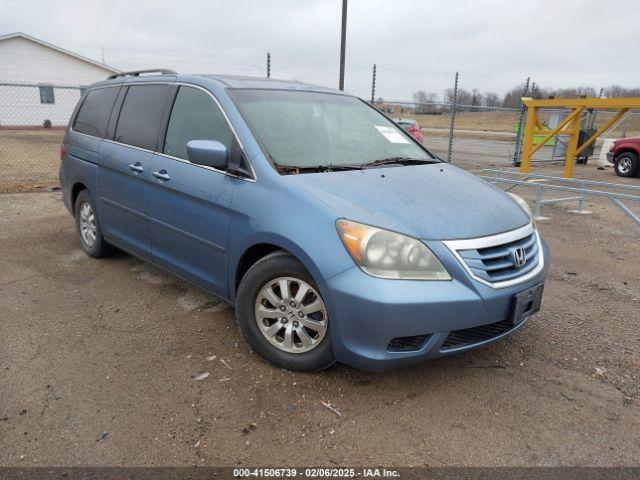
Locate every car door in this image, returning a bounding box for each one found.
[97,83,172,258]
[148,85,237,297]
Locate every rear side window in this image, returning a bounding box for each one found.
[73,87,119,137]
[114,84,170,150]
[164,86,234,160]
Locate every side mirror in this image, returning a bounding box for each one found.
[186,140,228,169]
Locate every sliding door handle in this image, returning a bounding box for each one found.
[128,162,144,173]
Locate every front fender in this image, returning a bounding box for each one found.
[612,144,640,158]
[226,178,356,302]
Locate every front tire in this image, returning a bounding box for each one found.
[614,152,639,177]
[74,190,114,258]
[236,251,334,371]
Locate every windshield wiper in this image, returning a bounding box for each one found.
[360,157,438,168]
[276,157,436,174]
[276,163,364,174]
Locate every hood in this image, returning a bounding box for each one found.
[614,136,640,145]
[286,163,529,240]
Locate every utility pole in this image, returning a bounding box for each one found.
[370,64,376,104]
[338,0,347,90]
[267,52,271,79]
[101,46,105,64]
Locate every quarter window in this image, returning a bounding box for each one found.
[164,86,234,161]
[114,84,171,150]
[73,87,119,138]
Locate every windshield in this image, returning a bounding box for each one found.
[230,89,434,170]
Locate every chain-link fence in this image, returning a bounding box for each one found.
[1,81,639,193]
[0,83,82,192]
[374,99,640,169]
[374,100,525,167]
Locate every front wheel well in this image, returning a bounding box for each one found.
[235,243,286,293]
[614,149,639,161]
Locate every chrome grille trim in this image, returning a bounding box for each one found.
[443,223,544,289]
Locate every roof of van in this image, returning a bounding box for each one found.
[202,74,341,93]
[96,71,346,95]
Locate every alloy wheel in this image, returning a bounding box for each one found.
[254,276,328,353]
[78,201,97,248]
[618,158,632,174]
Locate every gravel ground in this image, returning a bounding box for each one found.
[1,164,639,467]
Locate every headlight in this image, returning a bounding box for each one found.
[336,219,451,280]
[508,193,535,223]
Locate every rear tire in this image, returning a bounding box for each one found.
[614,152,639,177]
[74,190,114,258]
[236,251,334,371]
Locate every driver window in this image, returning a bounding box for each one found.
[164,86,233,161]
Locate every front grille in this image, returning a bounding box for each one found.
[387,334,431,352]
[457,231,539,284]
[440,319,514,350]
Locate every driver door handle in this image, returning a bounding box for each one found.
[152,170,170,182]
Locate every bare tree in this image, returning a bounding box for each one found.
[413,90,429,113]
[471,88,482,107]
[603,85,640,98]
[502,82,529,108]
[483,92,501,107]
[413,91,440,114]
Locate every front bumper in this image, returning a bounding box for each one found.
[321,239,550,371]
[606,151,615,164]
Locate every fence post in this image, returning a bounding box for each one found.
[446,71,459,163]
[588,88,604,130]
[370,64,376,104]
[568,180,592,215]
[534,185,543,220]
[512,77,531,167]
[266,52,271,78]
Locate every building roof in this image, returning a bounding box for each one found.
[0,32,119,73]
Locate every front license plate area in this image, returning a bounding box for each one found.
[510,284,544,325]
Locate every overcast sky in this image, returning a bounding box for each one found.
[2,0,639,101]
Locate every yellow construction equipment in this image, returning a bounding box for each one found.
[519,97,640,178]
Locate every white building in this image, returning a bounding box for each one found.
[0,32,119,127]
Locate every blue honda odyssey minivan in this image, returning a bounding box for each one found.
[59,69,549,371]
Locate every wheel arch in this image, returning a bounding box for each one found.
[70,182,88,211]
[614,147,640,161]
[230,236,327,302]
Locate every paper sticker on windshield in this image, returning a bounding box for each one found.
[375,125,410,144]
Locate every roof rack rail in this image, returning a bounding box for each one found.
[107,69,177,80]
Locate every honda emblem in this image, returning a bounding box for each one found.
[511,247,526,268]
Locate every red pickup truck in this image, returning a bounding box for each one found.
[607,137,640,177]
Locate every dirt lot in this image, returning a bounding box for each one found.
[0,129,65,192]
[1,163,639,467]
